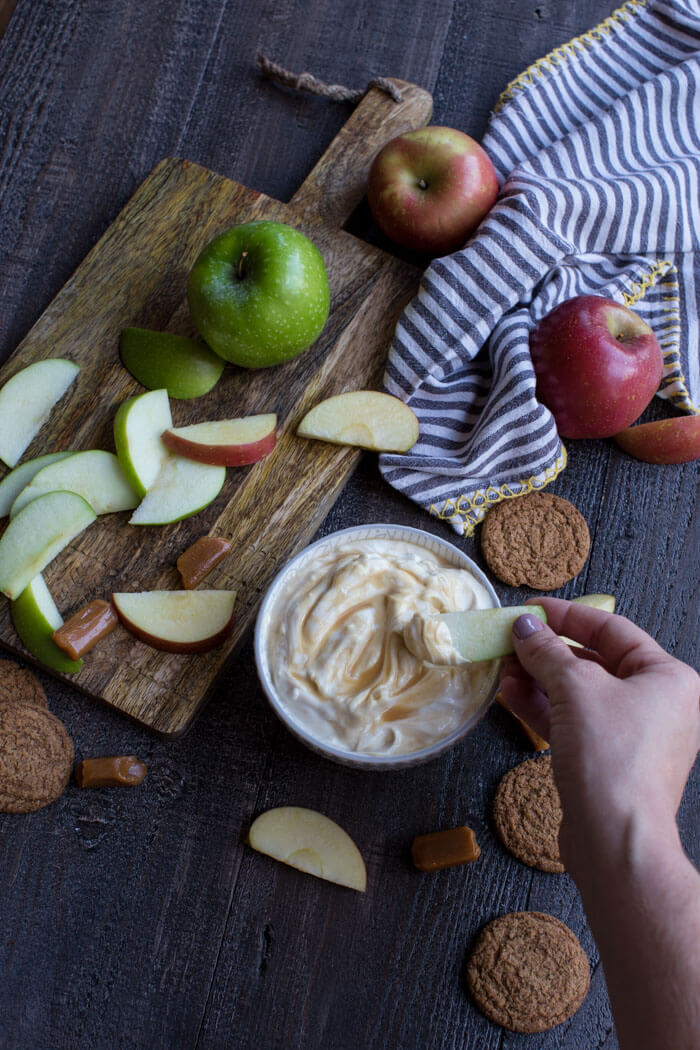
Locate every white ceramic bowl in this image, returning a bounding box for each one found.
[254,524,501,771]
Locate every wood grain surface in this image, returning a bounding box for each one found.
[0,81,432,734]
[0,2,697,1050]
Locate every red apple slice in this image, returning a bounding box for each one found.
[614,416,700,464]
[112,589,236,653]
[297,391,419,452]
[161,414,277,466]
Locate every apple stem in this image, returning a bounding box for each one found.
[417,178,428,191]
[236,251,248,280]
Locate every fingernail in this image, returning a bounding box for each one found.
[513,614,544,640]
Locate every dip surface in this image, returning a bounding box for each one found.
[266,537,497,756]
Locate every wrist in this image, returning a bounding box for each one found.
[563,805,685,898]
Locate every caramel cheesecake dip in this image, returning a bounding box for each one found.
[261,533,498,758]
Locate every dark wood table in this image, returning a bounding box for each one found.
[0,2,697,1048]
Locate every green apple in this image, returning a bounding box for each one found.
[10,450,139,518]
[119,329,224,399]
[187,220,330,368]
[129,455,225,525]
[0,452,73,517]
[112,588,236,652]
[0,359,79,467]
[0,490,96,599]
[439,605,547,662]
[11,574,83,674]
[113,389,172,496]
[247,806,367,891]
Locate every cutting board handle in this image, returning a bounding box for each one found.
[290,78,433,228]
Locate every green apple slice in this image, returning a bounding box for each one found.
[0,490,96,599]
[247,806,367,891]
[129,455,225,525]
[0,359,80,467]
[0,452,74,517]
[10,450,139,518]
[439,605,547,662]
[572,593,616,613]
[10,574,83,673]
[113,389,172,496]
[112,589,236,652]
[297,390,419,452]
[119,328,224,399]
[561,593,617,647]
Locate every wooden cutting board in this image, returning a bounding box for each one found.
[0,79,433,735]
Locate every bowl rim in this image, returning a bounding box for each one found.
[254,523,501,770]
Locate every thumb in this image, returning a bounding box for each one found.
[511,613,579,695]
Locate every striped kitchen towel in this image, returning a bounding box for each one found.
[379,0,699,536]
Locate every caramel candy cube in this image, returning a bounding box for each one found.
[411,825,481,872]
[74,756,147,788]
[177,535,232,589]
[52,599,117,660]
[496,693,549,751]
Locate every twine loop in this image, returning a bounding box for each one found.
[256,53,404,104]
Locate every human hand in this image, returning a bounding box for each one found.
[499,598,700,875]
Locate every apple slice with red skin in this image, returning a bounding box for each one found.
[112,589,236,653]
[297,391,419,452]
[162,414,277,466]
[614,416,700,464]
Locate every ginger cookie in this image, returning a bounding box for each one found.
[0,658,48,711]
[493,755,564,873]
[0,701,73,813]
[466,911,590,1032]
[481,492,590,590]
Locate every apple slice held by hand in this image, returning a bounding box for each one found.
[297,391,419,453]
[129,455,225,525]
[0,490,96,600]
[10,450,139,518]
[572,593,615,613]
[0,359,79,468]
[112,589,236,653]
[119,328,224,399]
[614,416,700,464]
[11,574,83,674]
[113,389,172,496]
[162,414,276,466]
[247,806,367,892]
[439,605,548,663]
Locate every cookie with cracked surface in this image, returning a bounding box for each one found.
[466,911,590,1032]
[481,492,590,590]
[0,701,73,812]
[0,657,47,711]
[493,754,564,873]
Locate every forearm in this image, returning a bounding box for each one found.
[568,818,700,1050]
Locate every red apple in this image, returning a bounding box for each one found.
[614,416,700,464]
[162,414,276,466]
[112,590,236,653]
[366,126,499,256]
[529,295,663,439]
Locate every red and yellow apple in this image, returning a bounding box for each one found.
[367,126,499,256]
[614,416,700,464]
[529,295,663,439]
